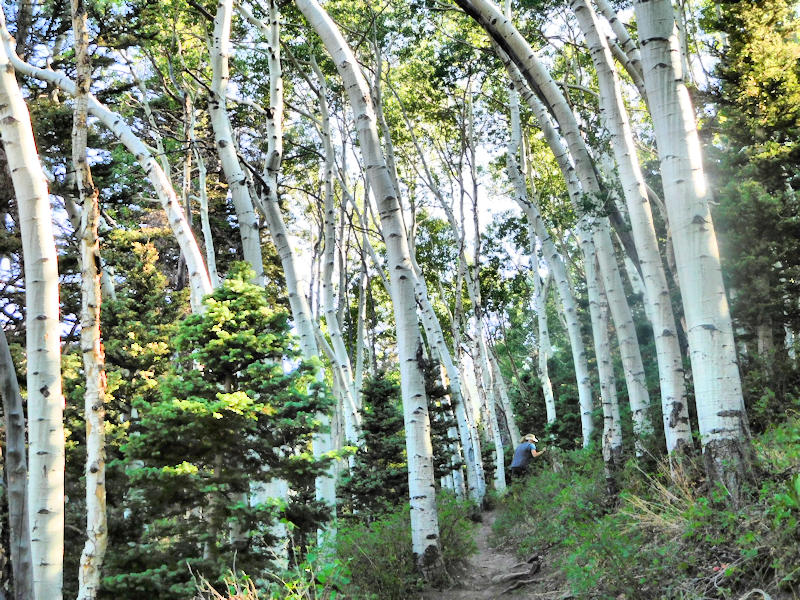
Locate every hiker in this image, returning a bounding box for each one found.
[509,433,545,479]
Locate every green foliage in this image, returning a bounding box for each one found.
[492,417,800,598]
[104,265,333,596]
[338,372,408,517]
[336,493,477,600]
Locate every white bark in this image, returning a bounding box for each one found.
[634,0,749,490]
[474,333,506,492]
[295,0,445,578]
[489,351,520,449]
[386,80,487,503]
[573,0,692,453]
[313,55,360,447]
[0,27,213,312]
[241,2,339,515]
[209,1,264,282]
[502,44,592,438]
[0,13,64,598]
[480,17,653,441]
[510,162,594,445]
[533,269,556,424]
[586,242,624,459]
[71,2,108,596]
[0,327,33,600]
[593,0,647,100]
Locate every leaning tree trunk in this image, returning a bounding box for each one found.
[0,13,64,599]
[0,327,32,600]
[390,84,487,503]
[295,0,446,581]
[71,2,108,597]
[476,10,653,442]
[633,0,751,497]
[209,0,264,283]
[503,50,594,441]
[572,0,692,455]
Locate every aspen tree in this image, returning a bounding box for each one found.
[388,84,487,502]
[0,10,64,598]
[0,327,33,600]
[633,0,751,494]
[0,27,213,312]
[295,0,446,580]
[71,1,108,596]
[572,0,692,454]
[465,3,653,441]
[209,0,264,283]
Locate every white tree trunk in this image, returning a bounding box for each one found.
[295,0,445,579]
[634,0,750,492]
[534,270,557,424]
[474,333,506,492]
[387,80,488,503]
[489,351,520,449]
[240,1,339,517]
[71,2,108,597]
[0,326,33,600]
[585,240,624,459]
[593,0,647,100]
[480,16,653,441]
[209,0,264,283]
[502,46,592,438]
[0,28,213,312]
[573,0,692,454]
[0,14,64,598]
[313,55,360,448]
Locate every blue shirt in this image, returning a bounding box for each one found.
[510,442,536,468]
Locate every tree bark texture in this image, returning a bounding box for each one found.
[0,327,32,600]
[634,0,750,495]
[295,0,446,581]
[71,1,108,597]
[0,11,65,598]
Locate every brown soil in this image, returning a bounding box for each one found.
[419,511,570,600]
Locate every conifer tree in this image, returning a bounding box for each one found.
[339,373,407,518]
[106,265,333,595]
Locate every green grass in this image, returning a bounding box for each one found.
[492,419,800,599]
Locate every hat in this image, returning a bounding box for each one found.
[524,433,538,443]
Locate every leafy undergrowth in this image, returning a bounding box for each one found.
[492,416,800,599]
[194,492,478,599]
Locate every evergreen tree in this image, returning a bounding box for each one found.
[339,372,408,518]
[103,265,333,596]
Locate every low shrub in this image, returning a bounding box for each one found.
[335,492,478,599]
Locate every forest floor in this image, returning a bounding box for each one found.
[421,510,570,600]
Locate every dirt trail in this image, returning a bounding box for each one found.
[421,511,568,599]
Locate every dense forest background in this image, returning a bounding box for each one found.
[0,0,798,598]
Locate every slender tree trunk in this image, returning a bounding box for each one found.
[586,244,624,460]
[0,14,64,598]
[573,0,692,454]
[534,270,556,424]
[71,2,108,597]
[593,0,647,100]
[209,1,264,283]
[0,328,32,600]
[386,81,487,503]
[295,0,446,581]
[489,351,520,449]
[634,0,750,496]
[314,55,360,447]
[239,1,339,516]
[478,14,653,441]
